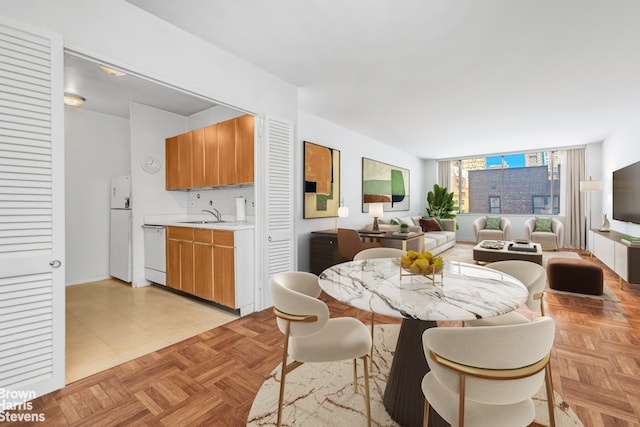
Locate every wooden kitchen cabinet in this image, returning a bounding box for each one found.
[166,227,194,293]
[166,227,239,309]
[235,114,254,184]
[165,132,192,190]
[213,230,235,308]
[203,123,219,186]
[166,115,254,190]
[217,119,236,186]
[193,229,214,301]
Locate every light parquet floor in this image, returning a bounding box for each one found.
[3,250,640,426]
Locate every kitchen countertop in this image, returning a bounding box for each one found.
[143,214,255,231]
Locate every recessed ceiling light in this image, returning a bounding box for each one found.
[63,92,85,107]
[98,64,126,77]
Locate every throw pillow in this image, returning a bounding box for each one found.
[485,216,501,230]
[433,216,444,228]
[419,218,442,232]
[389,218,400,225]
[397,216,414,226]
[535,217,552,232]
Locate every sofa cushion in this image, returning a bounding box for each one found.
[425,232,450,247]
[419,217,441,232]
[397,216,414,226]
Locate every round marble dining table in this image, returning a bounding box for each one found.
[319,258,528,427]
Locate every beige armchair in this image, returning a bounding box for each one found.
[525,217,564,250]
[472,217,511,243]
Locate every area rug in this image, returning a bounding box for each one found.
[441,244,619,302]
[247,325,583,427]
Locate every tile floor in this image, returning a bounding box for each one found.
[65,279,238,384]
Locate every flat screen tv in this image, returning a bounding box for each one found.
[613,160,640,224]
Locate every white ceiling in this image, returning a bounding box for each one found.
[118,0,640,159]
[64,54,217,119]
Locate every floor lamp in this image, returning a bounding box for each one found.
[579,176,602,231]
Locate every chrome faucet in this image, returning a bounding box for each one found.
[202,208,222,222]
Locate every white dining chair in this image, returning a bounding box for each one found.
[354,247,406,260]
[353,247,405,366]
[466,260,547,326]
[269,271,372,427]
[422,317,556,427]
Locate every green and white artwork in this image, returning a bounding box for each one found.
[362,157,410,212]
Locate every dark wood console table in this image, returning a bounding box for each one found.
[309,229,424,275]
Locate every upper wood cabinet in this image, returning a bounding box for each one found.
[235,114,255,184]
[166,132,193,190]
[165,114,254,190]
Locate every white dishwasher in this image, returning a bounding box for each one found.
[142,225,166,285]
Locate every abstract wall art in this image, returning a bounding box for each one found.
[304,141,341,218]
[362,157,410,212]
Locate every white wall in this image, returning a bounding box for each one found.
[2,0,298,121]
[130,103,190,287]
[601,112,640,237]
[296,111,426,272]
[64,107,129,285]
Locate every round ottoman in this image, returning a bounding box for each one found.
[547,258,603,295]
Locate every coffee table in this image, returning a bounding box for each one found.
[473,240,543,265]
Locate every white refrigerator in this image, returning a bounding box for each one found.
[109,175,132,282]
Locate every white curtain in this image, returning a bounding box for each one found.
[564,148,586,249]
[438,160,450,189]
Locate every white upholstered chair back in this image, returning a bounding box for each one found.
[423,316,555,405]
[486,260,546,313]
[354,247,405,260]
[269,271,329,338]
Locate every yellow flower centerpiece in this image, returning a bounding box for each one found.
[400,250,444,284]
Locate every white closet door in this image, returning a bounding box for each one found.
[0,16,65,402]
[257,116,294,309]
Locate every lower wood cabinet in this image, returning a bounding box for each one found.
[167,226,240,309]
[166,227,194,293]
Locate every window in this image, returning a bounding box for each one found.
[489,196,501,214]
[532,195,559,214]
[450,151,561,215]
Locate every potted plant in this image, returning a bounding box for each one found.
[426,184,459,228]
[400,223,409,233]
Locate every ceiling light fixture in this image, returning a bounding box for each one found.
[63,92,85,107]
[98,64,126,77]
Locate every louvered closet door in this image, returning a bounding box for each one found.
[0,17,65,401]
[261,116,294,309]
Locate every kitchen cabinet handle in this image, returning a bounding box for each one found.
[49,260,62,268]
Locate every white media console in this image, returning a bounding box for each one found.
[588,229,640,288]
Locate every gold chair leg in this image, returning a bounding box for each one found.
[370,312,375,368]
[423,399,430,427]
[362,355,371,427]
[545,365,556,427]
[353,358,358,393]
[277,322,292,427]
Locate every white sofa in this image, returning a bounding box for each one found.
[362,215,456,255]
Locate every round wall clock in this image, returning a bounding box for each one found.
[141,156,161,174]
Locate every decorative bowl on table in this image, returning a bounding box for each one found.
[400,250,444,283]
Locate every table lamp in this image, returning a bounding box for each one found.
[368,202,384,231]
[579,176,602,230]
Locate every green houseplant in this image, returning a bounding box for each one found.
[426,184,459,223]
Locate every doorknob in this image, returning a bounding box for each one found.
[49,260,62,268]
